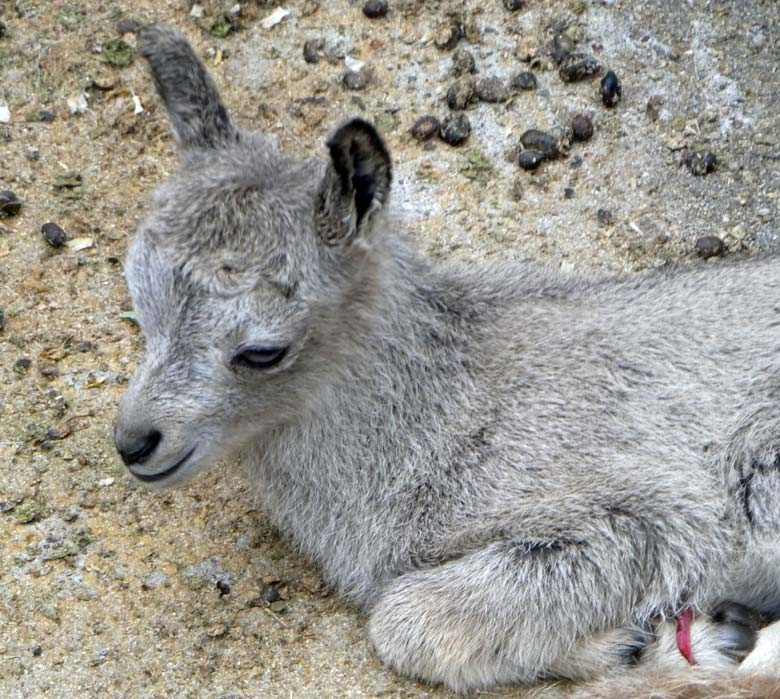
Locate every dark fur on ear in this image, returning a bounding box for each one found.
[318,119,392,245]
[140,25,237,149]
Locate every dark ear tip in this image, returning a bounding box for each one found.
[327,119,389,156]
[329,117,381,138]
[326,119,392,188]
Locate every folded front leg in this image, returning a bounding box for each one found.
[368,537,687,692]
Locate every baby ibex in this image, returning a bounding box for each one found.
[115,26,780,695]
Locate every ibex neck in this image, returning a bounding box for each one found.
[250,238,486,605]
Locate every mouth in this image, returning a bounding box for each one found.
[130,446,197,483]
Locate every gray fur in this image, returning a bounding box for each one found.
[115,26,780,693]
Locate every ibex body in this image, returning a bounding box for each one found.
[115,27,780,694]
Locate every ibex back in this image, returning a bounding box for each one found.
[115,26,780,694]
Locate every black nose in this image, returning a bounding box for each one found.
[116,430,162,466]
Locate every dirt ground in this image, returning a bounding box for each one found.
[1,0,778,698]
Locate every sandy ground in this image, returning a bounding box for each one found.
[0,0,778,697]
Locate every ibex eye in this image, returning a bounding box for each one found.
[231,346,288,370]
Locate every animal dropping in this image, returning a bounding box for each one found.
[601,70,622,107]
[116,26,780,696]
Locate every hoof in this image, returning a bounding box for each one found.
[711,602,762,662]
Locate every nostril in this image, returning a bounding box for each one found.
[117,430,162,466]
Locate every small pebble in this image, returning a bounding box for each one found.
[0,190,21,218]
[141,571,171,590]
[646,95,663,121]
[520,129,560,159]
[503,0,525,9]
[558,52,601,82]
[510,70,537,90]
[302,0,319,15]
[571,114,594,142]
[695,235,725,259]
[342,69,370,90]
[517,150,545,171]
[597,208,614,225]
[446,77,476,110]
[41,222,67,248]
[685,151,716,176]
[552,32,576,65]
[262,587,282,604]
[409,115,440,142]
[451,47,476,76]
[32,645,43,657]
[302,38,324,64]
[564,187,575,199]
[515,35,540,62]
[204,624,227,639]
[600,70,622,107]
[434,20,463,51]
[439,113,471,146]
[216,579,231,596]
[116,18,141,35]
[53,172,83,190]
[362,0,388,18]
[27,110,56,123]
[15,357,31,371]
[475,77,510,103]
[62,506,81,522]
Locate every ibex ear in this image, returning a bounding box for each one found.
[317,119,392,245]
[140,25,237,149]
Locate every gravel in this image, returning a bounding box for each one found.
[446,76,477,110]
[439,112,471,145]
[433,19,462,51]
[684,150,717,176]
[141,571,172,590]
[451,47,476,76]
[302,38,324,63]
[342,68,371,90]
[510,70,538,91]
[597,208,615,225]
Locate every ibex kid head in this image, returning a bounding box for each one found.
[114,26,392,486]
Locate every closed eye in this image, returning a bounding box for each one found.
[230,345,288,370]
